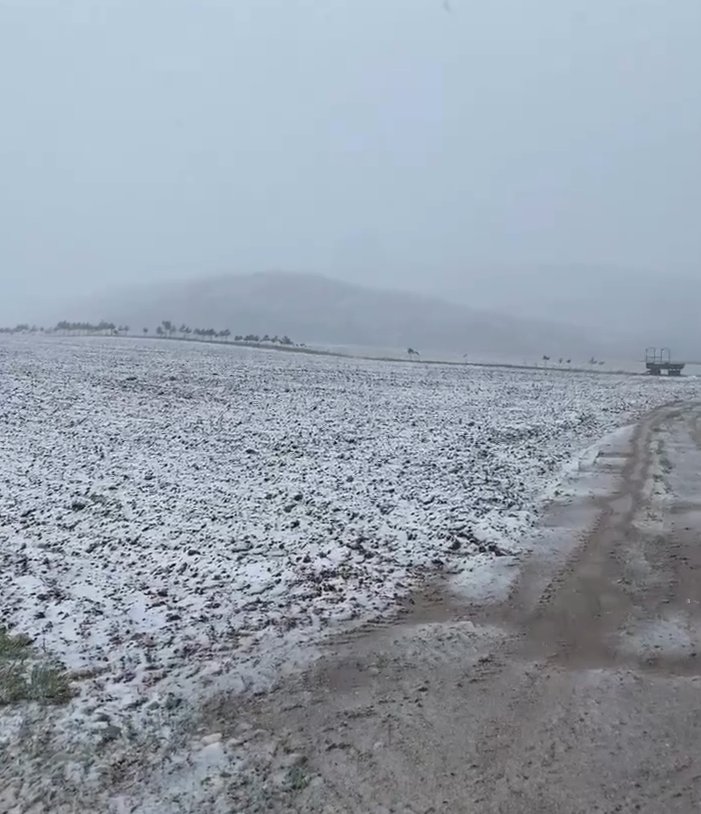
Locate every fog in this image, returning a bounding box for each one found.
[1,0,700,327]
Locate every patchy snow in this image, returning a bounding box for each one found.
[0,335,697,805]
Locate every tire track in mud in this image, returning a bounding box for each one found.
[507,404,665,670]
[199,403,701,813]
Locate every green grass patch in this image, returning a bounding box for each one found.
[0,627,73,706]
[0,628,32,659]
[287,765,310,792]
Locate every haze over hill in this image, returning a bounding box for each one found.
[76,271,610,360]
[29,264,701,362]
[2,2,699,359]
[69,265,701,361]
[423,266,701,359]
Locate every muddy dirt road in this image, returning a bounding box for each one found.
[207,403,701,813]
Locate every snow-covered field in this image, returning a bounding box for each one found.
[0,336,695,805]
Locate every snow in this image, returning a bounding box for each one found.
[0,335,697,798]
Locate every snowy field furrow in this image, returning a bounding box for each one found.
[0,337,694,735]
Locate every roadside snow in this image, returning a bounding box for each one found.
[0,336,695,806]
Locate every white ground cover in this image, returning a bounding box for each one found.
[0,336,695,805]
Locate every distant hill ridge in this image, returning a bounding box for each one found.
[82,271,605,358]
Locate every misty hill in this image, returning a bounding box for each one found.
[436,266,701,359]
[86,272,605,359]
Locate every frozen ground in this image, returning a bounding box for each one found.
[0,336,696,809]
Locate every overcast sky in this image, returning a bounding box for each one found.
[1,0,700,322]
